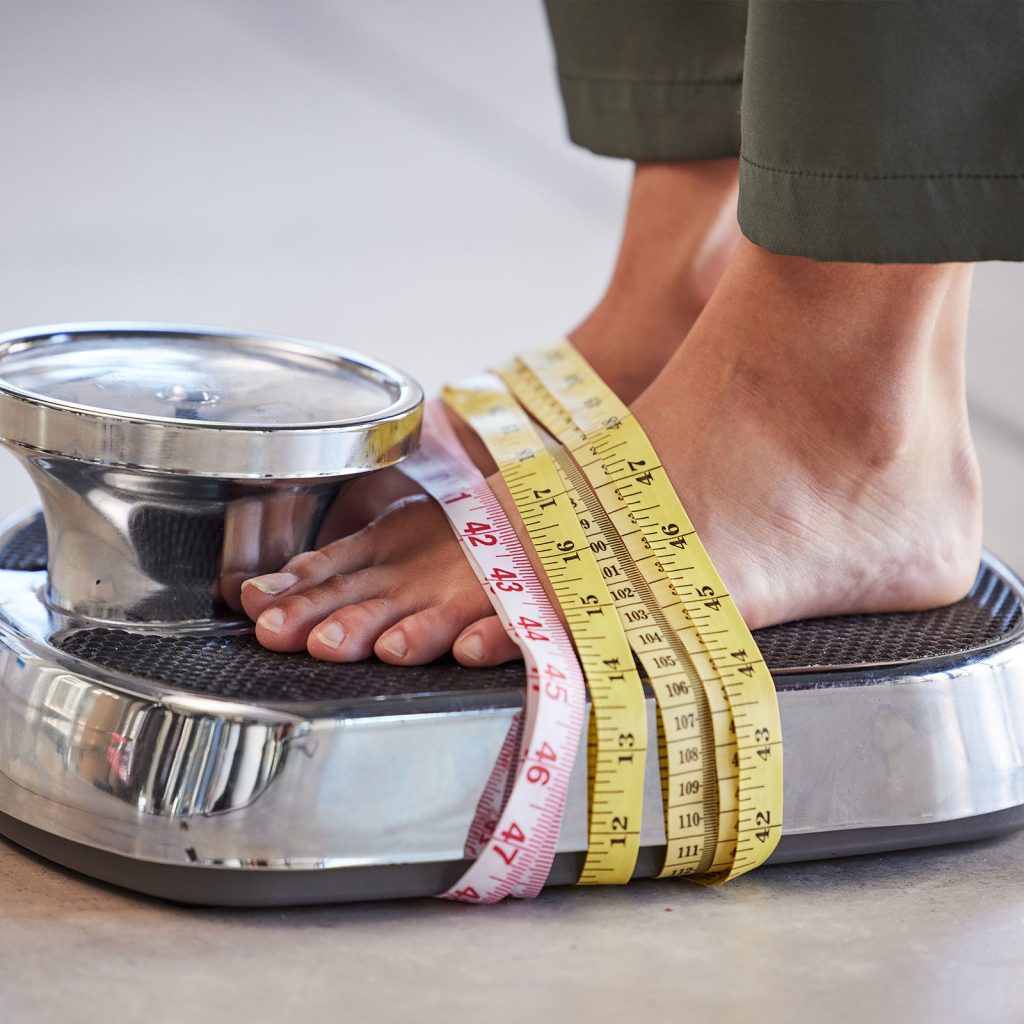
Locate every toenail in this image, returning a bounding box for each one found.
[379,630,407,659]
[243,572,298,596]
[258,607,286,633]
[313,621,346,649]
[458,632,484,664]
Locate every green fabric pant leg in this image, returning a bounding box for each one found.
[544,0,747,160]
[740,0,1024,262]
[544,0,1024,263]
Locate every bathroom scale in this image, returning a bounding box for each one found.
[0,324,1020,907]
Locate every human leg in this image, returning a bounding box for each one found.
[242,240,980,665]
[544,0,748,400]
[313,2,752,544]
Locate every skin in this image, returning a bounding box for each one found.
[239,162,982,669]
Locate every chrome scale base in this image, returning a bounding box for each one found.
[1,509,1023,907]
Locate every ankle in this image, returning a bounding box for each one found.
[570,159,741,400]
[698,240,974,467]
[607,160,741,309]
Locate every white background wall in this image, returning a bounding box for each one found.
[0,0,1020,565]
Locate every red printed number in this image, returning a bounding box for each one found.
[464,521,497,547]
[500,822,526,845]
[489,567,523,593]
[516,615,549,642]
[493,822,526,864]
[534,741,558,763]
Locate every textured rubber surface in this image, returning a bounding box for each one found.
[57,629,525,702]
[753,563,1022,671]
[53,561,1023,701]
[0,510,1016,696]
[0,514,47,572]
[130,505,226,621]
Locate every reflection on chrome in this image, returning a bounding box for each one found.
[0,551,1022,882]
[24,453,343,624]
[4,659,297,820]
[0,323,424,626]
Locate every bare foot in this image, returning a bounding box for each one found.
[242,474,531,667]
[243,241,981,667]
[628,239,982,629]
[242,493,494,664]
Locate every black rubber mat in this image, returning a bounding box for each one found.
[753,561,1022,670]
[51,561,1023,702]
[0,514,47,571]
[56,629,525,702]
[128,505,226,621]
[2,512,1017,700]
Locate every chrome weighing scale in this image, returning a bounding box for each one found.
[0,323,1020,907]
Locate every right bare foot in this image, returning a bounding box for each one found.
[626,240,983,629]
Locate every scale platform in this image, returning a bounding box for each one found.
[1,509,1022,906]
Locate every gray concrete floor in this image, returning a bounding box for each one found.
[0,2,1022,1020]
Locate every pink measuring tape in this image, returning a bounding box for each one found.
[401,401,586,903]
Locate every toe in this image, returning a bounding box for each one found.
[307,598,406,662]
[453,617,523,667]
[375,593,493,666]
[240,526,379,621]
[253,568,384,652]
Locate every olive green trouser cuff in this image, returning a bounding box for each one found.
[546,0,747,161]
[557,77,742,162]
[738,162,1024,264]
[544,0,1024,263]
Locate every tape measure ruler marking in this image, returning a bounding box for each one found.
[502,363,727,877]
[507,341,784,878]
[406,339,782,892]
[442,377,649,884]
[402,402,585,902]
[543,436,721,876]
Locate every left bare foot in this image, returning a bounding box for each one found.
[242,493,495,664]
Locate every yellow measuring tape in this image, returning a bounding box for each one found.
[444,376,648,884]
[541,434,724,877]
[447,341,783,884]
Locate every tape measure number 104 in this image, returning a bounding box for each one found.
[444,340,783,886]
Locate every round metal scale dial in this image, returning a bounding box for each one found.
[0,323,423,479]
[0,323,424,623]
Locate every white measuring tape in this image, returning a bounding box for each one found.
[402,401,586,903]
